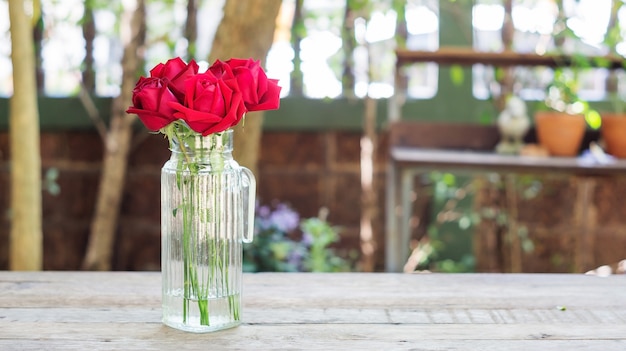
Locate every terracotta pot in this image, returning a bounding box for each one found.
[601,113,626,158]
[534,111,587,157]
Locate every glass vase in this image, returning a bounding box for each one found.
[161,129,256,333]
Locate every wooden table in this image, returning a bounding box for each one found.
[1,272,625,350]
[385,147,626,272]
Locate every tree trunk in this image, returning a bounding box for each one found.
[82,0,146,271]
[33,15,44,93]
[8,0,43,270]
[209,0,282,174]
[289,0,303,97]
[82,1,96,92]
[184,0,198,60]
[341,1,356,99]
[360,97,378,272]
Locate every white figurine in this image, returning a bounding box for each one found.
[496,96,530,155]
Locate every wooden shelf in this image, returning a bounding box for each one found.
[396,47,625,69]
[386,47,626,272]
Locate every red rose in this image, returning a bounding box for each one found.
[150,57,199,101]
[169,72,246,136]
[209,58,281,112]
[125,77,180,131]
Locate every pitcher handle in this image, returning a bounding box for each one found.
[241,167,256,243]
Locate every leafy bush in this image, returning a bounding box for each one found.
[243,202,350,272]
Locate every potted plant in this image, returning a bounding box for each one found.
[599,3,626,158]
[533,0,606,157]
[534,68,589,157]
[600,74,626,158]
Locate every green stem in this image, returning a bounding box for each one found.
[174,126,212,326]
[173,125,194,168]
[182,175,195,323]
[198,299,209,325]
[175,126,189,324]
[181,176,190,323]
[171,128,241,327]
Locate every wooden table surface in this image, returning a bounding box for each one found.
[1,272,625,350]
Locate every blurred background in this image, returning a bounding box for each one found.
[2,0,626,273]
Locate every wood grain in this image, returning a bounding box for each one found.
[390,147,626,176]
[396,47,626,69]
[389,121,500,151]
[0,272,624,350]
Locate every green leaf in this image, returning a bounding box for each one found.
[585,109,601,130]
[592,57,610,69]
[479,111,493,125]
[449,65,465,86]
[442,173,456,187]
[494,67,506,82]
[571,53,591,69]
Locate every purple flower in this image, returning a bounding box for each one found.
[286,246,307,270]
[268,203,300,233]
[301,232,313,246]
[257,205,271,218]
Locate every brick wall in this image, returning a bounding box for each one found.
[0,130,389,271]
[2,129,626,272]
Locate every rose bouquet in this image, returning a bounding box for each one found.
[127,57,281,138]
[126,57,280,332]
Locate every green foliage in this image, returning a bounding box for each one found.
[411,172,544,273]
[542,68,602,129]
[545,69,580,112]
[348,0,370,12]
[300,217,348,272]
[449,65,465,87]
[585,109,602,130]
[243,202,351,273]
[409,172,477,273]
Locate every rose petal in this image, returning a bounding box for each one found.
[208,59,235,79]
[246,79,281,111]
[126,75,182,131]
[150,57,199,101]
[126,108,175,131]
[150,57,187,79]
